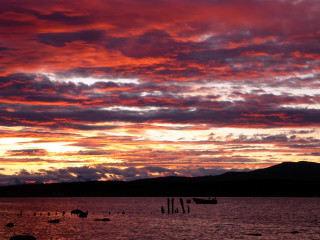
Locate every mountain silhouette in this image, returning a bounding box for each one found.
[131,161,320,183]
[212,161,320,181]
[1,161,320,197]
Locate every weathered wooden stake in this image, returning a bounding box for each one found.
[180,198,185,213]
[171,198,174,214]
[187,205,190,213]
[167,198,170,214]
[161,206,165,213]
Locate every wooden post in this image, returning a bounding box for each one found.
[167,198,170,214]
[187,205,190,213]
[180,198,185,213]
[171,198,174,214]
[161,206,165,213]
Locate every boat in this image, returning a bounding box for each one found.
[193,197,217,204]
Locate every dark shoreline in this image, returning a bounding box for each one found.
[2,161,320,197]
[1,179,320,198]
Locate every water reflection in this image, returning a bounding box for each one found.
[1,197,319,239]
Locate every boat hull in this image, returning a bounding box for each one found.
[193,197,217,204]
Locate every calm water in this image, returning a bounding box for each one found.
[0,197,320,240]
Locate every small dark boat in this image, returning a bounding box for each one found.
[193,197,217,204]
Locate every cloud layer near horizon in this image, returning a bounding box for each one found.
[0,0,320,185]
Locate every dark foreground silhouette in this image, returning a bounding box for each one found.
[1,161,320,197]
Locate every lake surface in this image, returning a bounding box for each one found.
[0,197,320,239]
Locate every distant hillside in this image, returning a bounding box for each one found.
[212,161,320,181]
[132,161,320,182]
[1,161,320,197]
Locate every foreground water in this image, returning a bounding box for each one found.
[0,197,319,239]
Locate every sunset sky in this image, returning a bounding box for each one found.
[1,0,320,185]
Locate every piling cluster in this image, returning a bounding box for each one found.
[162,198,190,214]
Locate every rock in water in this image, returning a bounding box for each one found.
[48,219,60,223]
[94,218,110,221]
[245,233,262,236]
[5,222,14,227]
[79,212,88,218]
[71,209,84,215]
[10,235,36,240]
